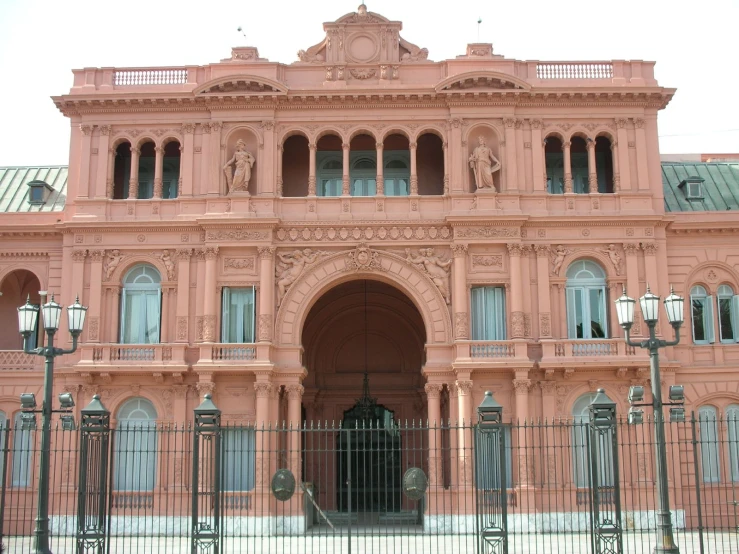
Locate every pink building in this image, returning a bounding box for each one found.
[1,3,738,545]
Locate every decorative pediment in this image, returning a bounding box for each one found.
[435,71,531,93]
[194,75,288,95]
[295,3,429,65]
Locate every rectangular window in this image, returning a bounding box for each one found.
[566,287,608,339]
[121,290,161,344]
[114,423,157,491]
[319,178,342,197]
[545,153,564,194]
[12,413,32,488]
[718,295,739,343]
[691,296,715,344]
[571,152,589,194]
[384,178,409,196]
[222,427,256,491]
[221,287,256,343]
[728,409,739,482]
[471,286,506,340]
[699,411,721,483]
[351,178,376,196]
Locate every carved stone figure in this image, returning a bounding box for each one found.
[399,36,429,61]
[276,249,324,306]
[550,245,572,276]
[223,139,255,193]
[158,249,176,280]
[104,249,124,280]
[469,136,501,190]
[405,247,452,304]
[600,244,622,275]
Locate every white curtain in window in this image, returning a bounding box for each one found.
[571,394,614,488]
[12,412,32,488]
[222,427,256,491]
[565,261,608,339]
[114,398,158,491]
[222,287,255,343]
[471,286,506,340]
[698,406,721,483]
[123,290,161,344]
[727,405,739,482]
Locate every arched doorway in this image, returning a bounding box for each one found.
[301,279,427,522]
[0,270,42,350]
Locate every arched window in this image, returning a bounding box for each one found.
[691,285,715,344]
[727,404,739,483]
[717,284,738,343]
[12,412,32,488]
[566,260,608,339]
[316,155,342,197]
[114,398,158,491]
[384,156,410,196]
[121,265,161,344]
[162,141,181,199]
[571,393,615,488]
[351,156,377,196]
[698,405,720,483]
[570,137,588,194]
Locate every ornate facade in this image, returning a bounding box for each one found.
[1,4,739,514]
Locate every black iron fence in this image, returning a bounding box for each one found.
[1,404,737,553]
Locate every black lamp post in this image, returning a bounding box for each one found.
[614,285,684,554]
[17,293,87,554]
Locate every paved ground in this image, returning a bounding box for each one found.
[3,532,737,554]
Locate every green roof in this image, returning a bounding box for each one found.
[0,166,67,213]
[663,162,739,212]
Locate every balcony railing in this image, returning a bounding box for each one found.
[80,344,187,365]
[470,342,516,358]
[536,62,613,80]
[211,345,256,361]
[542,339,638,360]
[114,69,188,86]
[0,350,39,370]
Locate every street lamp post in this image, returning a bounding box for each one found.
[17,293,87,554]
[614,285,684,554]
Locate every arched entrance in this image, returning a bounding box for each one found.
[301,279,427,523]
[0,270,42,350]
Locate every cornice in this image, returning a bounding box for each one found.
[61,223,203,234]
[0,251,50,258]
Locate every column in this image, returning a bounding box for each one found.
[128,146,140,199]
[513,378,533,486]
[202,246,219,342]
[634,118,650,192]
[375,141,384,195]
[455,380,474,494]
[539,380,558,486]
[425,383,443,486]
[442,141,449,195]
[563,140,573,193]
[210,122,223,195]
[257,247,276,342]
[195,250,206,341]
[521,247,532,338]
[587,139,597,193]
[515,119,526,191]
[71,249,87,306]
[285,384,304,478]
[87,250,104,342]
[449,118,464,193]
[503,118,518,191]
[508,244,525,339]
[451,244,469,340]
[342,142,350,196]
[615,119,631,192]
[254,381,273,512]
[180,123,195,197]
[96,125,111,199]
[78,125,93,198]
[409,141,418,195]
[276,145,284,197]
[535,246,553,338]
[447,383,459,486]
[610,141,621,193]
[259,120,275,195]
[200,123,212,195]
[308,142,317,196]
[642,242,660,309]
[153,146,164,198]
[160,287,171,343]
[105,146,116,198]
[175,249,192,342]
[530,120,545,192]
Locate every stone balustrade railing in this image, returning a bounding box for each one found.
[113,69,188,86]
[536,62,613,80]
[79,344,187,365]
[542,339,638,360]
[0,350,40,370]
[211,344,257,361]
[456,340,529,361]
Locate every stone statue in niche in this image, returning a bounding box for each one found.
[223,139,255,194]
[275,249,325,306]
[405,247,452,304]
[469,136,501,190]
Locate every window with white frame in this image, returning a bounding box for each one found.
[316,154,343,197]
[114,398,158,491]
[470,286,506,340]
[120,265,162,344]
[222,427,256,491]
[691,285,715,344]
[566,260,608,339]
[698,405,720,483]
[383,153,410,196]
[350,153,377,196]
[572,393,614,488]
[12,412,32,488]
[717,284,738,343]
[728,404,739,483]
[221,287,256,343]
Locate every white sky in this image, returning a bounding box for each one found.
[0,0,737,166]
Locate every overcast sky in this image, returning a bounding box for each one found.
[0,0,737,166]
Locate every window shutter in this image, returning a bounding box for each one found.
[471,287,484,340]
[566,288,577,339]
[705,296,716,343]
[491,287,506,340]
[222,288,231,342]
[731,295,739,342]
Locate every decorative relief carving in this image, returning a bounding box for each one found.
[276,248,329,306]
[202,315,217,342]
[275,225,451,243]
[88,317,99,341]
[511,311,525,339]
[471,254,503,269]
[540,313,551,336]
[451,244,468,257]
[258,314,272,342]
[103,250,124,280]
[600,244,623,275]
[641,242,658,256]
[454,227,519,239]
[206,230,269,241]
[550,245,573,276]
[524,313,532,338]
[424,383,443,399]
[71,249,87,263]
[156,249,176,280]
[405,248,451,304]
[454,312,469,340]
[257,246,276,259]
[196,316,204,341]
[345,242,384,273]
[224,257,255,271]
[349,68,376,80]
[176,316,188,341]
[513,379,531,394]
[506,243,525,257]
[455,380,473,397]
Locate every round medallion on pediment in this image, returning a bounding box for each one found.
[347,33,380,63]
